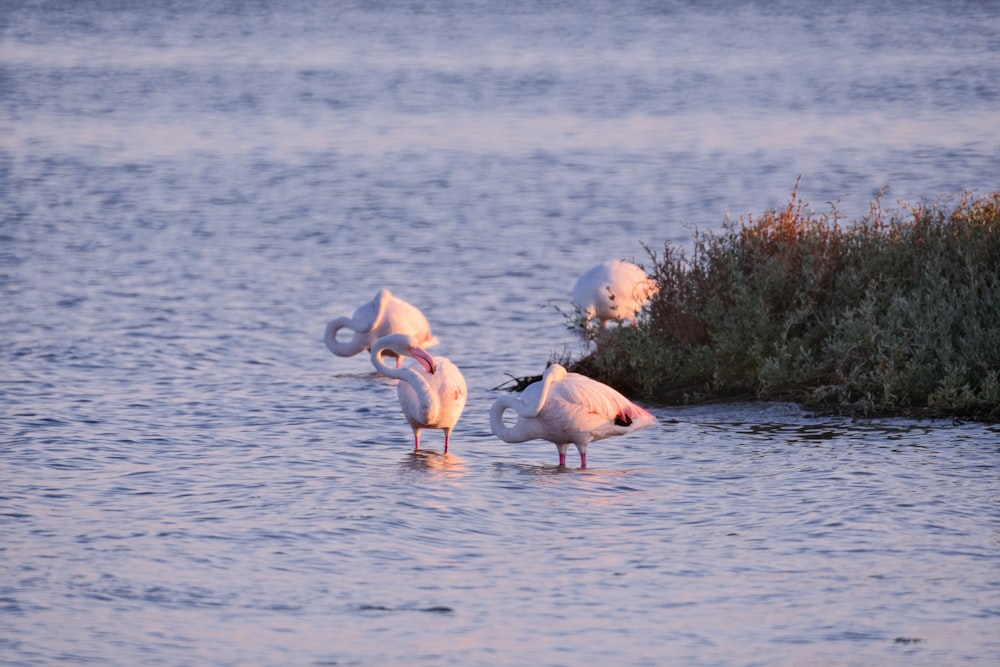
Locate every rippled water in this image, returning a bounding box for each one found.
[2,1,999,665]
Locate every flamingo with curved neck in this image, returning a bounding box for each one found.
[371,333,467,454]
[325,290,438,367]
[490,364,656,468]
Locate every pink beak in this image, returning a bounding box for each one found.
[410,346,436,374]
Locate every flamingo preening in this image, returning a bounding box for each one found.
[325,290,438,367]
[572,260,657,330]
[489,364,656,468]
[370,333,467,454]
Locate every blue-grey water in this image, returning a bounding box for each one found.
[2,1,999,665]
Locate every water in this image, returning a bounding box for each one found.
[2,1,999,664]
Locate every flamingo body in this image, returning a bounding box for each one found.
[325,290,438,367]
[371,333,467,454]
[490,364,656,468]
[572,260,657,329]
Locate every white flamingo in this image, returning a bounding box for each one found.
[572,260,657,329]
[371,333,467,454]
[325,290,438,367]
[490,364,656,468]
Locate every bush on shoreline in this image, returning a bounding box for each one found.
[568,189,1000,422]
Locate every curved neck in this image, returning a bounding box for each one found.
[490,396,544,443]
[516,366,564,418]
[490,397,524,443]
[325,291,392,355]
[371,346,437,422]
[324,317,373,356]
[490,366,567,442]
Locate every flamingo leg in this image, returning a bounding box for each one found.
[579,451,587,469]
[556,443,569,467]
[443,429,451,455]
[413,429,421,451]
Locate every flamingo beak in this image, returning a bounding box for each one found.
[411,347,436,374]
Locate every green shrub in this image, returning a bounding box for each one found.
[569,189,1000,421]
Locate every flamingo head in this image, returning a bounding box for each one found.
[372,333,435,373]
[410,345,436,374]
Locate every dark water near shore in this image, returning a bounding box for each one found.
[2,1,999,665]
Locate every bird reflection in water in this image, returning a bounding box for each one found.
[401,449,466,478]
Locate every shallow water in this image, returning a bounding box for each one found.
[2,1,999,665]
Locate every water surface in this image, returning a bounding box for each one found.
[2,1,999,665]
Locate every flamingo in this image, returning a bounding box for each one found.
[370,333,467,454]
[489,364,656,468]
[325,290,438,368]
[572,259,657,329]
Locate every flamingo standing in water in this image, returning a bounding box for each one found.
[325,290,438,367]
[489,364,656,468]
[572,259,657,329]
[371,333,467,454]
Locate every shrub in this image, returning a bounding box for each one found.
[569,189,1000,421]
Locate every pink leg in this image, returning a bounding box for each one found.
[557,444,568,467]
[443,430,450,455]
[579,451,587,469]
[413,430,421,451]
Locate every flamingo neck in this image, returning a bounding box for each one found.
[489,397,546,444]
[519,365,566,417]
[489,398,520,443]
[372,347,438,423]
[489,366,568,443]
[324,317,373,356]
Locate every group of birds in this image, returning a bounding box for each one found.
[324,259,659,468]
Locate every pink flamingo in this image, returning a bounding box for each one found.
[572,260,657,329]
[371,333,467,454]
[489,364,656,468]
[325,290,438,367]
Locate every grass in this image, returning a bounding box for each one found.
[566,187,1000,422]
